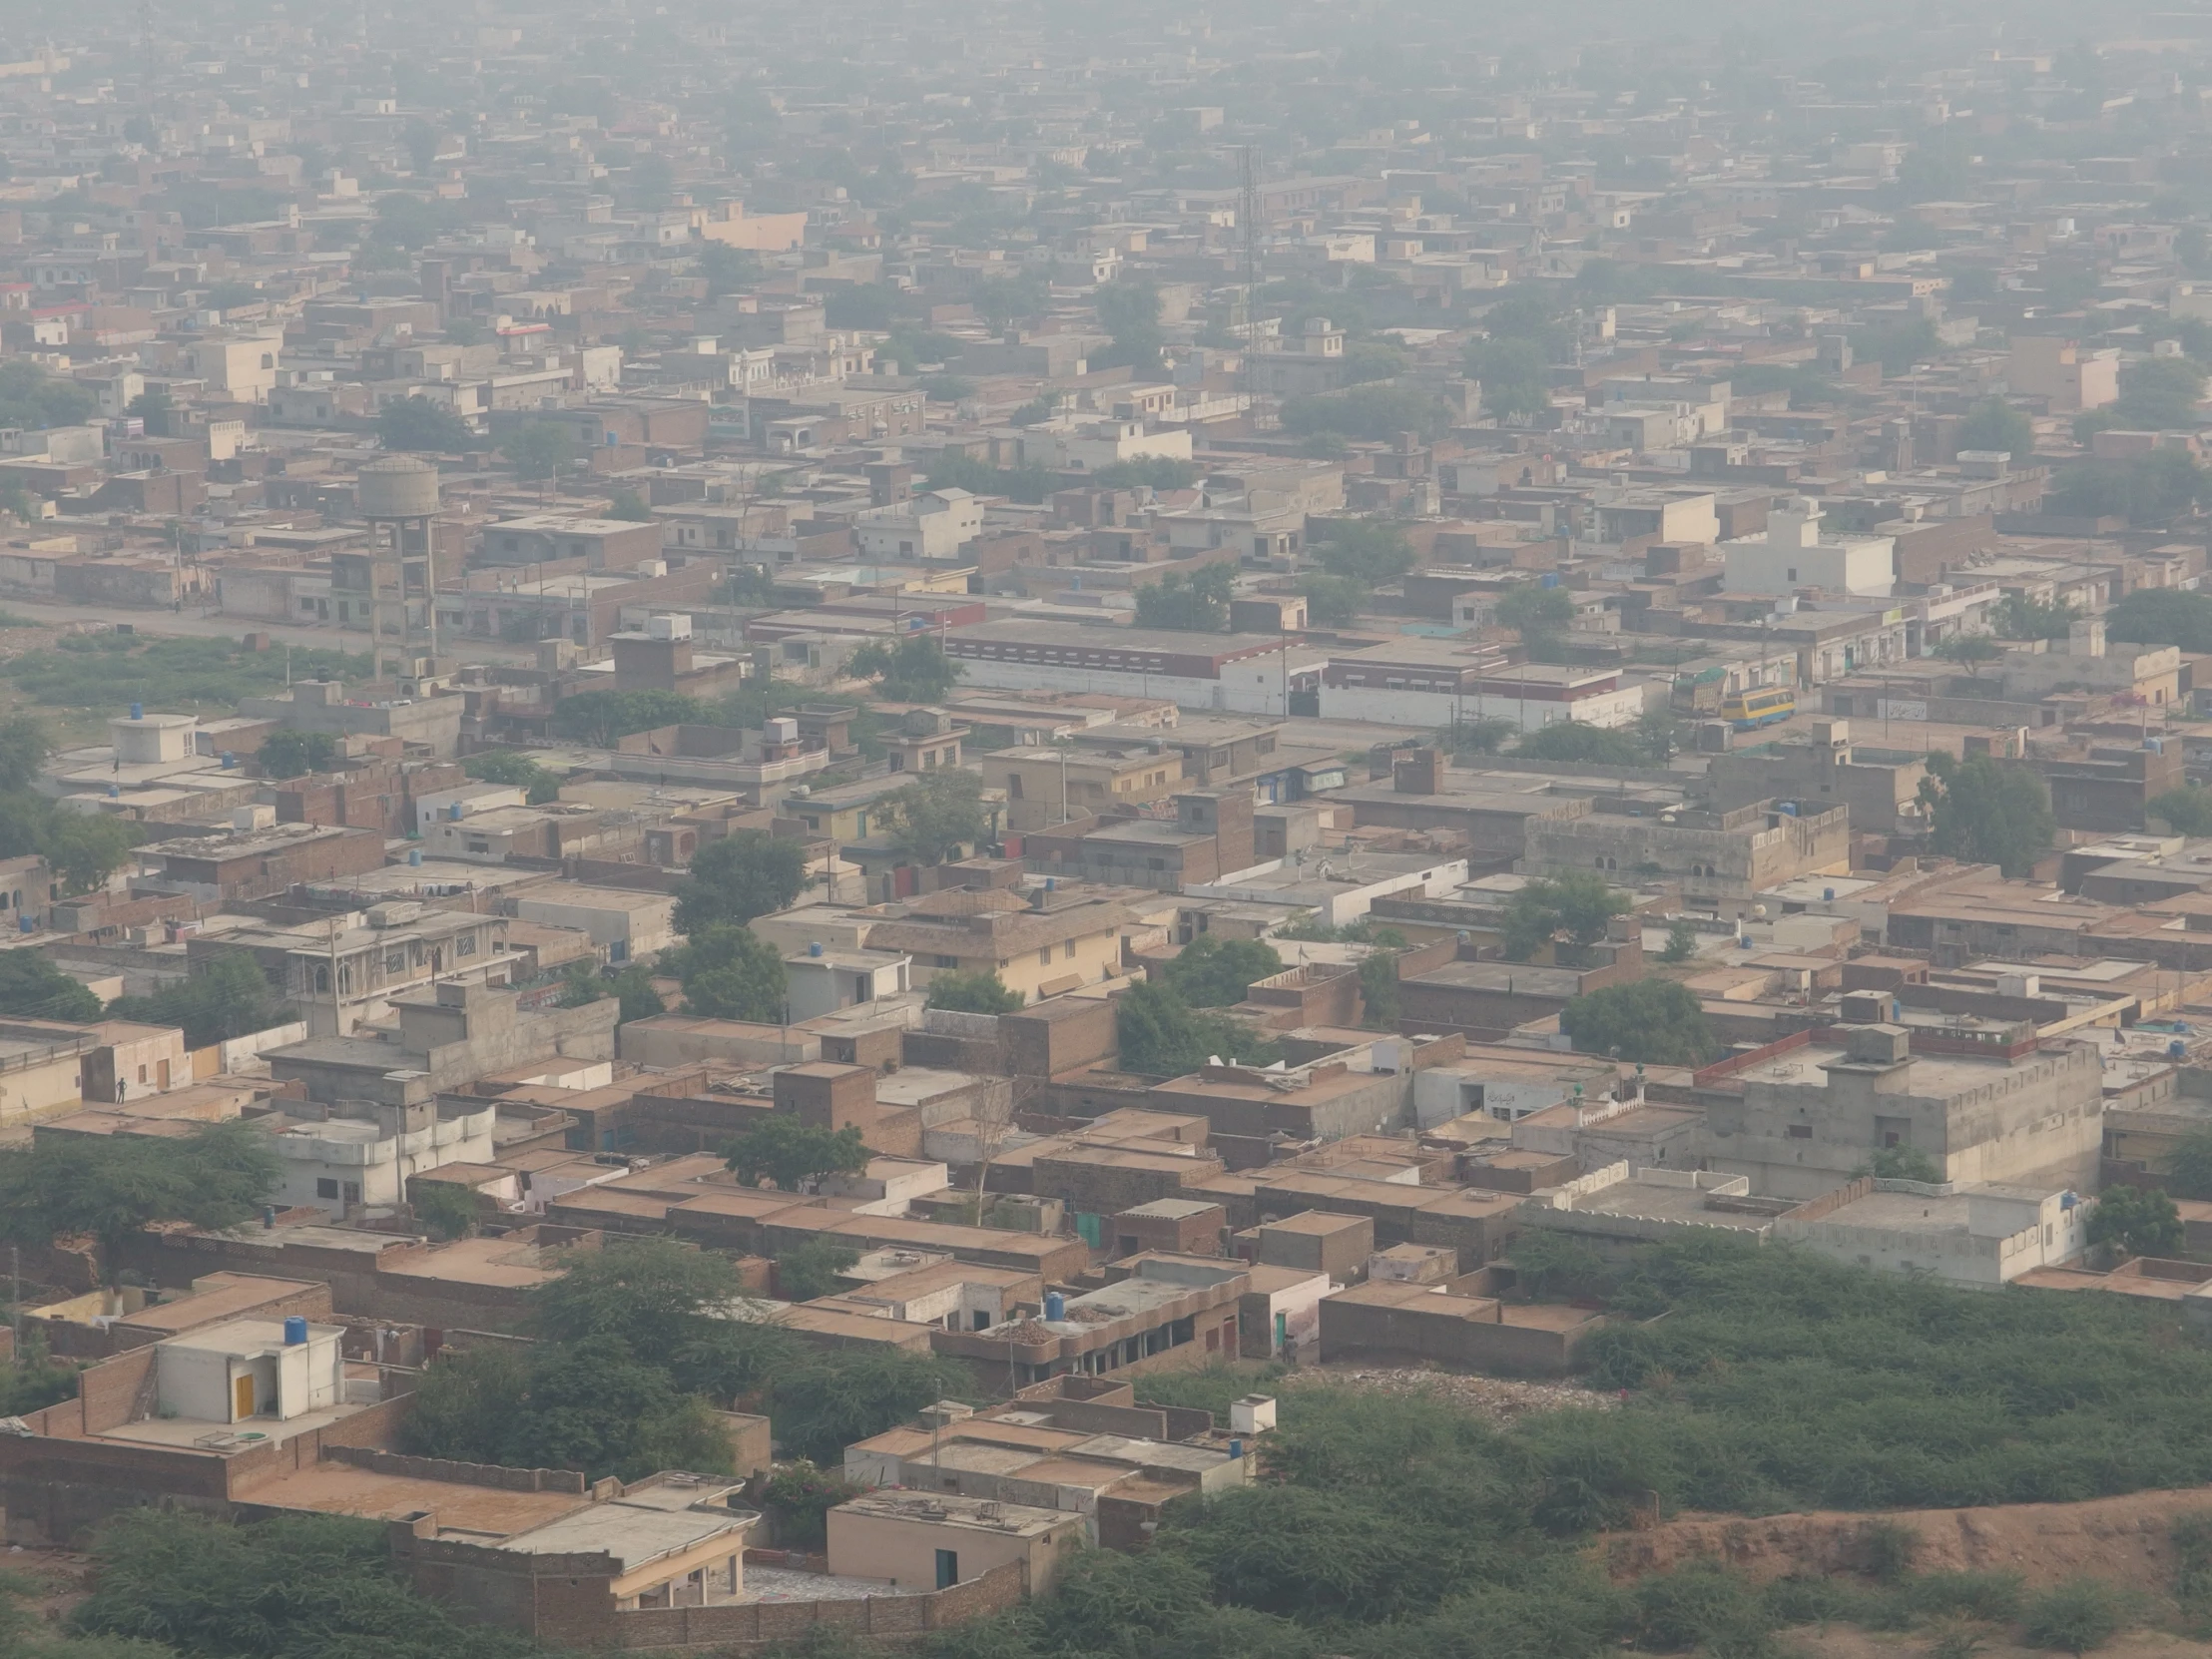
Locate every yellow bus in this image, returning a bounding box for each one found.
[1720,687,1796,730]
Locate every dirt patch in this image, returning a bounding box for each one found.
[1280,1363,1617,1427]
[1792,1623,2212,1659]
[1606,1488,2212,1599]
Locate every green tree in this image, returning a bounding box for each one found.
[1467,334,1555,422]
[1438,718,1518,758]
[2115,355,2207,430]
[68,1509,540,1659]
[2087,1185,2183,1258]
[43,813,142,896]
[925,969,1023,1013]
[2108,587,2212,653]
[1162,935,1283,1008]
[1093,278,1165,370]
[1135,565,1235,631]
[672,830,810,931]
[1863,1145,1943,1183]
[256,729,337,779]
[1513,722,1648,766]
[0,1120,279,1283]
[607,488,653,522]
[1280,383,1453,443]
[1660,920,1698,963]
[674,923,789,1022]
[700,242,762,296]
[1935,633,2002,666]
[1090,457,1199,490]
[376,394,473,453]
[776,1237,861,1301]
[1504,870,1627,964]
[724,1116,869,1192]
[1114,978,1282,1075]
[1298,573,1369,626]
[1954,397,2032,458]
[882,769,987,866]
[1560,979,1716,1065]
[499,421,576,481]
[770,1347,977,1464]
[0,716,49,793]
[1991,594,2080,641]
[548,689,704,747]
[2150,788,2212,836]
[407,1179,481,1242]
[506,1334,737,1480]
[1313,521,1415,584]
[1496,582,1575,658]
[1510,1230,1607,1300]
[2166,1128,2212,1200]
[847,634,960,701]
[107,951,281,1046]
[0,951,101,1020]
[460,748,565,805]
[1358,946,1400,1030]
[754,1458,860,1548]
[1922,753,2054,877]
[531,1236,790,1401]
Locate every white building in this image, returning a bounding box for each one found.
[1723,499,1896,598]
[1774,1179,2090,1290]
[513,883,679,964]
[853,488,984,560]
[784,946,913,1021]
[154,1316,350,1425]
[940,622,1326,717]
[270,1097,496,1212]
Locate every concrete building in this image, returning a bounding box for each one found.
[1723,499,1896,597]
[827,1490,1082,1594]
[859,886,1130,1004]
[191,903,509,1036]
[1774,1174,2092,1288]
[1700,719,1929,837]
[238,679,463,759]
[268,981,619,1108]
[265,1096,497,1212]
[854,488,985,560]
[1523,799,1851,922]
[512,884,678,965]
[940,622,1325,718]
[1708,1024,2103,1201]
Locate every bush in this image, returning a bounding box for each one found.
[2021,1578,2123,1654]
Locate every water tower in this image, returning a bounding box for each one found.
[355,454,441,682]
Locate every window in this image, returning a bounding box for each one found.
[1787,1125,1812,1139]
[933,954,958,968]
[342,1182,361,1204]
[386,950,407,972]
[137,1065,148,1084]
[934,1550,959,1590]
[316,1178,339,1199]
[1039,947,1053,965]
[455,934,475,956]
[1063,940,1077,959]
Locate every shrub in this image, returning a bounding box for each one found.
[2021,1578,2123,1654]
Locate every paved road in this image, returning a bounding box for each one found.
[0,598,539,664]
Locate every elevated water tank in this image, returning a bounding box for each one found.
[282,1315,308,1346]
[1043,1291,1066,1321]
[356,454,441,518]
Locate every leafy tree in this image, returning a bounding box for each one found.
[499,421,575,481]
[776,1237,861,1301]
[500,1335,737,1480]
[1513,722,1648,766]
[607,488,653,522]
[1954,397,2032,458]
[0,361,96,429]
[925,969,1023,1013]
[700,242,762,296]
[1921,753,2054,877]
[2087,1185,2182,1258]
[556,962,664,1023]
[1467,334,1555,422]
[548,689,704,747]
[770,1347,976,1464]
[724,1116,868,1192]
[107,951,281,1047]
[407,1179,481,1242]
[443,318,482,345]
[883,769,988,866]
[1135,565,1234,631]
[1862,1144,1943,1183]
[1660,920,1697,963]
[68,1509,540,1659]
[256,729,337,779]
[2106,587,2212,653]
[673,830,810,932]
[125,385,174,425]
[44,813,143,897]
[1162,936,1283,1008]
[1313,522,1415,584]
[1992,594,2080,641]
[1853,315,1939,374]
[1114,978,1282,1075]
[1093,278,1165,370]
[2166,1128,2212,1200]
[376,394,473,453]
[754,1458,860,1548]
[1280,383,1453,442]
[1298,573,1368,626]
[2114,355,2207,429]
[1560,979,1715,1065]
[0,716,48,793]
[0,1120,279,1283]
[1511,1230,1607,1300]
[2150,788,2212,836]
[674,923,789,1022]
[924,451,1058,502]
[1358,946,1400,1030]
[1935,633,2001,666]
[1496,582,1574,657]
[460,748,565,805]
[847,634,959,700]
[0,951,101,1020]
[2049,452,2206,526]
[1504,871,1627,963]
